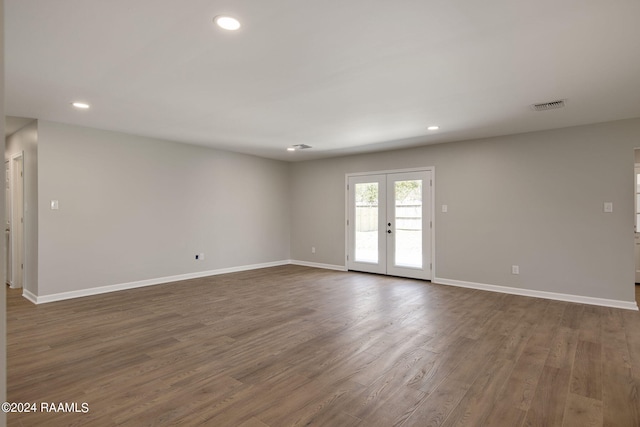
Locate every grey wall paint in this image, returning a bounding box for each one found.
[290,118,640,302]
[11,116,640,304]
[6,121,38,296]
[37,121,291,296]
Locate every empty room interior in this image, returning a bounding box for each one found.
[3,1,640,426]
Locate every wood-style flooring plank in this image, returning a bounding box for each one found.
[439,356,514,427]
[523,365,571,427]
[562,393,603,427]
[570,340,602,400]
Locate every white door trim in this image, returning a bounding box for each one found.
[5,160,11,286]
[635,163,640,283]
[9,152,25,289]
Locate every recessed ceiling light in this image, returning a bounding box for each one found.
[288,144,312,151]
[71,102,90,109]
[427,125,439,131]
[214,15,241,31]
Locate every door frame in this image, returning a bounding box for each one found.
[633,164,640,284]
[9,152,25,289]
[5,160,11,285]
[345,166,435,279]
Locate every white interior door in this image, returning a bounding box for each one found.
[11,155,24,289]
[635,166,640,283]
[348,170,432,280]
[5,161,11,285]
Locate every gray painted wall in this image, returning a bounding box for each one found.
[9,116,640,305]
[5,121,38,296]
[291,118,640,302]
[37,121,291,296]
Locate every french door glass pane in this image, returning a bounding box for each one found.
[355,182,379,263]
[394,180,422,268]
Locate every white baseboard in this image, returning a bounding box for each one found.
[22,289,38,304]
[30,260,291,304]
[434,277,639,311]
[289,260,347,271]
[25,262,636,311]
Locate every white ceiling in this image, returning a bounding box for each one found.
[5,0,640,161]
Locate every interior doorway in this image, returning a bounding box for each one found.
[346,168,433,280]
[5,160,11,284]
[634,149,640,305]
[7,152,25,289]
[635,163,640,283]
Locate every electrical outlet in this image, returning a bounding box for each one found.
[512,265,520,275]
[199,253,205,260]
[312,247,316,254]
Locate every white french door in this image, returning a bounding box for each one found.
[347,170,432,280]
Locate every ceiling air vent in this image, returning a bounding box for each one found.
[530,99,567,111]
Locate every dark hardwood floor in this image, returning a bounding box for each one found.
[6,265,640,426]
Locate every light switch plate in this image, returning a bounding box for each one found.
[50,200,59,210]
[442,205,448,213]
[604,202,613,213]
